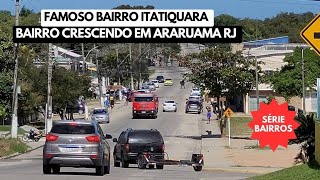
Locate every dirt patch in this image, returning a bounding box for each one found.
[0,139,29,158]
[224,138,300,168]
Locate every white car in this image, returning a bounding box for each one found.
[191,87,201,94]
[151,80,160,88]
[162,100,177,112]
[147,82,156,91]
[137,89,150,93]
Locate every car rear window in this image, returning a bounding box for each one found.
[165,101,175,103]
[51,124,95,134]
[93,109,107,114]
[157,76,164,78]
[134,97,153,102]
[188,101,200,105]
[128,131,163,143]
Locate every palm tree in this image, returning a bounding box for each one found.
[289,113,315,164]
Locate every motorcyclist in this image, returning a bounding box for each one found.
[180,79,185,89]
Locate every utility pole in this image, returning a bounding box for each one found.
[255,56,259,110]
[302,48,306,114]
[46,43,54,134]
[116,48,120,85]
[139,44,142,89]
[82,43,85,73]
[129,44,134,90]
[11,0,20,138]
[95,43,103,107]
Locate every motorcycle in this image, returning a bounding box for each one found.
[21,129,42,142]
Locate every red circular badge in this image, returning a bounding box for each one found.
[247,99,300,151]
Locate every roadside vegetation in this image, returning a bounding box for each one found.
[250,161,320,180]
[0,5,180,126]
[0,139,29,157]
[0,125,26,135]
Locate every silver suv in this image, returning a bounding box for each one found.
[43,119,112,176]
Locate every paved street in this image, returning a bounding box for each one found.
[0,64,257,180]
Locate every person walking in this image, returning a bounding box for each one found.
[206,106,212,124]
[110,95,115,110]
[104,97,110,113]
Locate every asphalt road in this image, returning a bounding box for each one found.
[0,65,254,180]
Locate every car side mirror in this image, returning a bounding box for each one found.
[105,134,112,139]
[112,138,118,142]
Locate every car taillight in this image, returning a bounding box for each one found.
[86,135,100,142]
[125,144,130,153]
[46,134,58,141]
[44,153,53,158]
[162,144,165,152]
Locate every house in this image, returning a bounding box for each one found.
[238,39,313,114]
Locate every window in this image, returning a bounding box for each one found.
[93,109,107,114]
[51,124,95,134]
[265,70,274,76]
[118,132,126,143]
[128,131,163,143]
[134,97,154,102]
[165,100,175,103]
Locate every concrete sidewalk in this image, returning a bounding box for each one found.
[199,102,283,174]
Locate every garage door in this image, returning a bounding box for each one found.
[249,96,268,112]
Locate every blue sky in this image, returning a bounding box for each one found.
[1,0,319,19]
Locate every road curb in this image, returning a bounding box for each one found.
[202,167,283,174]
[0,143,44,160]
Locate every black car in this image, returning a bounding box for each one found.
[156,75,165,83]
[113,129,165,169]
[185,100,202,114]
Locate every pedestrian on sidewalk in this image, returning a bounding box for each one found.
[110,96,115,110]
[104,97,110,113]
[206,106,212,124]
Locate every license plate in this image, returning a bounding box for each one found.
[141,111,146,113]
[59,147,82,153]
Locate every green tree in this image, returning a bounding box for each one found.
[269,47,320,102]
[182,46,259,117]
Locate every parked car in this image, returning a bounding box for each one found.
[162,100,177,112]
[185,100,202,114]
[91,108,110,124]
[156,75,165,83]
[151,80,160,88]
[164,79,173,86]
[113,128,165,169]
[43,119,113,176]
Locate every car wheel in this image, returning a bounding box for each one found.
[121,155,129,168]
[138,154,146,169]
[96,165,104,176]
[198,111,201,114]
[163,109,165,112]
[149,164,155,169]
[114,155,120,167]
[193,166,202,171]
[43,165,51,174]
[174,109,177,112]
[52,166,60,174]
[156,165,164,169]
[104,157,110,174]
